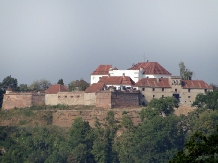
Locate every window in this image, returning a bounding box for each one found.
[142,95,145,97]
[162,88,164,92]
[142,87,145,91]
[175,89,177,93]
[152,88,155,91]
[65,96,67,98]
[153,95,155,98]
[162,95,164,98]
[99,77,102,80]
[205,89,207,93]
[188,96,190,98]
[188,89,191,93]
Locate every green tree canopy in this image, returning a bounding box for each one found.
[170,126,218,163]
[57,79,64,85]
[29,79,51,91]
[68,79,89,91]
[147,97,179,117]
[192,91,218,111]
[0,75,18,91]
[18,84,29,92]
[179,62,193,80]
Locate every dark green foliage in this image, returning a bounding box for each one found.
[57,79,64,85]
[68,117,94,163]
[147,96,179,116]
[170,127,218,163]
[179,62,193,80]
[0,75,18,91]
[192,91,218,111]
[0,126,69,163]
[68,79,90,91]
[0,75,18,108]
[91,111,120,163]
[18,84,29,92]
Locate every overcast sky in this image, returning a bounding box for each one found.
[1,0,218,85]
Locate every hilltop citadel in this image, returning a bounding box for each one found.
[2,61,212,110]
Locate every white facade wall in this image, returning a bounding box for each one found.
[90,69,171,85]
[109,70,143,83]
[142,74,171,79]
[91,75,108,84]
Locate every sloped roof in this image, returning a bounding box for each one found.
[182,80,213,89]
[45,84,68,94]
[128,62,171,75]
[91,65,112,75]
[98,76,135,85]
[135,78,171,88]
[85,83,106,93]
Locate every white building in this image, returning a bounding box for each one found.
[90,62,171,85]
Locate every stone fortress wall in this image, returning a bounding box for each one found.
[2,90,140,110]
[2,92,45,110]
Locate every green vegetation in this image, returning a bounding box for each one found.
[1,92,218,162]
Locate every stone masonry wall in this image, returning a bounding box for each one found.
[111,91,140,108]
[52,108,141,127]
[2,92,45,110]
[96,91,112,108]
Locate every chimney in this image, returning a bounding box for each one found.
[122,73,125,78]
[156,78,160,82]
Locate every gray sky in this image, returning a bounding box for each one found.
[1,0,218,85]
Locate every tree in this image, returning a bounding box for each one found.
[18,84,29,92]
[0,75,18,108]
[170,126,218,163]
[91,111,120,163]
[29,79,51,91]
[68,117,94,163]
[147,97,179,117]
[57,79,64,85]
[68,79,89,91]
[179,62,193,80]
[0,75,18,91]
[192,91,218,111]
[210,83,218,92]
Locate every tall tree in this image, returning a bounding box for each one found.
[0,75,18,108]
[0,75,18,91]
[57,79,64,85]
[68,117,94,163]
[179,62,193,80]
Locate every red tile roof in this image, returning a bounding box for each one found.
[85,83,106,93]
[98,76,135,85]
[182,80,213,89]
[128,62,171,75]
[135,78,171,88]
[91,65,112,75]
[45,84,68,94]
